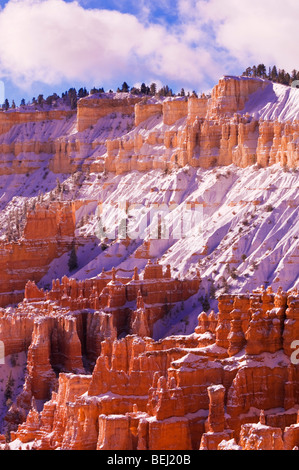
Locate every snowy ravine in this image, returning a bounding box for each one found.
[0,80,297,339]
[1,164,298,285]
[27,161,297,340]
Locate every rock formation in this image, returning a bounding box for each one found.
[0,283,298,450]
[0,202,76,307]
[0,75,298,451]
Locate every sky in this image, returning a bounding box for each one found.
[0,0,298,105]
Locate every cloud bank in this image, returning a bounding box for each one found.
[0,0,218,91]
[178,0,299,71]
[0,0,297,93]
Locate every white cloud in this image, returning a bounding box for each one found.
[0,0,297,95]
[178,0,299,72]
[0,0,218,91]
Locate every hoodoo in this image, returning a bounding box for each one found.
[0,75,298,451]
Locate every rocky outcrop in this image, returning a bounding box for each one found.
[0,77,297,179]
[23,260,201,337]
[238,411,284,450]
[0,108,75,175]
[0,202,76,307]
[0,108,75,136]
[77,94,141,132]
[2,285,298,450]
[0,75,299,451]
[207,76,267,118]
[200,385,234,450]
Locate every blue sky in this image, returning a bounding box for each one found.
[0,0,297,105]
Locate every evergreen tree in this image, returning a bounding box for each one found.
[140,82,147,94]
[46,95,53,106]
[291,69,298,81]
[68,240,78,272]
[68,88,77,109]
[121,82,130,93]
[242,67,252,77]
[4,372,14,402]
[256,64,266,77]
[78,87,88,98]
[56,178,62,193]
[202,295,210,312]
[268,66,272,79]
[150,83,157,96]
[271,65,278,81]
[37,94,44,106]
[158,84,173,97]
[130,86,140,95]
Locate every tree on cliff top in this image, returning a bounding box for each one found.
[118,82,130,93]
[242,64,298,86]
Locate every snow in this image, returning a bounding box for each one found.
[242,81,299,122]
[0,81,297,339]
[222,349,291,370]
[0,115,77,145]
[0,82,297,448]
[30,162,298,340]
[0,352,27,434]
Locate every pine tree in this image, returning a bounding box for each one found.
[56,178,62,193]
[202,295,210,312]
[256,64,266,78]
[121,82,130,93]
[271,65,278,81]
[68,240,78,272]
[37,94,44,106]
[78,87,88,98]
[150,83,157,95]
[68,88,77,109]
[140,83,147,94]
[4,372,14,402]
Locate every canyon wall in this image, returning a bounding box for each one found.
[0,283,298,450]
[0,76,298,451]
[78,77,298,175]
[0,202,76,307]
[0,108,76,175]
[0,77,297,178]
[76,95,141,132]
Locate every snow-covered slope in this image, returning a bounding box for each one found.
[242,81,299,122]
[0,77,298,339]
[31,162,297,338]
[36,163,299,293]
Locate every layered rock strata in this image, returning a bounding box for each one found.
[1,285,298,450]
[0,77,297,181]
[0,202,76,307]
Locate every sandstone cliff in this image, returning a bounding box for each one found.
[0,75,298,451]
[0,202,76,307]
[0,284,298,450]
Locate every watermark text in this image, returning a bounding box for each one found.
[291,340,299,365]
[0,340,4,365]
[94,201,204,241]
